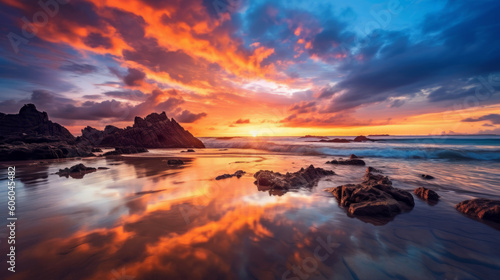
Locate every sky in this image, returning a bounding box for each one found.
[0,0,499,137]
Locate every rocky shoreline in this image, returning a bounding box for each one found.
[250,162,500,228]
[0,104,205,161]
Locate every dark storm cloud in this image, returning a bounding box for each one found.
[59,62,98,75]
[322,1,500,112]
[103,90,147,101]
[83,32,113,49]
[123,68,146,86]
[462,114,500,125]
[0,89,204,123]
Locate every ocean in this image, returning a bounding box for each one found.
[1,135,499,279]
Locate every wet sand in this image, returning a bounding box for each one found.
[0,149,499,279]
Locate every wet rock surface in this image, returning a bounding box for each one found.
[254,165,334,190]
[456,199,500,223]
[103,146,149,156]
[420,174,435,180]
[326,155,366,166]
[167,159,184,165]
[414,187,440,203]
[216,170,246,180]
[328,167,415,225]
[56,164,97,179]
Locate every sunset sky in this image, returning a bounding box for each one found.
[1,0,499,136]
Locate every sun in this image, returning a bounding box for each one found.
[250,131,258,137]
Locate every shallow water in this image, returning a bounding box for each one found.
[0,146,500,280]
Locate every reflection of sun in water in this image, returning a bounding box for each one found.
[250,131,258,137]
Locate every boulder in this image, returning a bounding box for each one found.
[456,199,500,223]
[56,163,97,179]
[326,158,366,166]
[0,142,94,161]
[353,136,375,142]
[328,167,414,223]
[103,146,148,156]
[0,104,74,142]
[167,159,184,165]
[420,174,435,180]
[216,170,246,180]
[254,165,334,190]
[318,138,351,143]
[414,187,439,202]
[80,112,205,149]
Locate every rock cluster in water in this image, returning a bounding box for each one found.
[254,165,334,190]
[414,187,440,202]
[216,170,246,180]
[326,154,366,166]
[456,199,500,223]
[328,167,415,221]
[56,163,98,179]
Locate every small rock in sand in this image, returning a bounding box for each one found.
[216,170,246,180]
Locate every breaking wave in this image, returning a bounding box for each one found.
[202,137,500,161]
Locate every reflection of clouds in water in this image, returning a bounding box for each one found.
[4,154,500,279]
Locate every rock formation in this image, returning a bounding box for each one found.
[312,136,376,143]
[0,104,94,161]
[327,167,414,224]
[80,112,205,148]
[0,104,74,142]
[420,174,435,180]
[103,146,148,156]
[56,163,97,179]
[167,159,184,165]
[456,199,500,223]
[0,104,204,161]
[414,187,440,202]
[326,154,366,166]
[254,165,334,191]
[353,136,375,142]
[216,170,246,180]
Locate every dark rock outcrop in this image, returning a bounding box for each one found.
[56,164,97,179]
[216,170,246,180]
[300,135,329,139]
[167,159,184,165]
[91,148,103,153]
[181,149,196,153]
[81,112,204,149]
[420,174,435,180]
[317,138,350,143]
[326,157,366,166]
[414,187,439,202]
[328,167,414,224]
[313,136,376,143]
[254,165,334,191]
[456,199,500,223]
[0,104,96,161]
[0,104,74,142]
[103,146,148,156]
[353,136,375,142]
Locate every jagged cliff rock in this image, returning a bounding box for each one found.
[80,112,205,148]
[0,104,93,161]
[0,104,74,142]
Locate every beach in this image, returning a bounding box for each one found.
[1,136,500,279]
